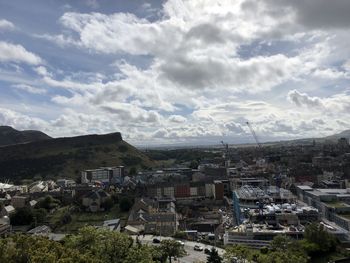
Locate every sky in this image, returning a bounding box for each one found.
[0,0,350,146]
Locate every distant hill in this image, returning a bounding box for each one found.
[0,126,52,146]
[324,129,350,140]
[0,131,155,182]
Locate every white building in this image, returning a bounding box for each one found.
[81,166,124,184]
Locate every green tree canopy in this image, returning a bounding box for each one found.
[159,239,186,263]
[64,226,134,263]
[10,207,33,225]
[119,197,133,212]
[207,247,222,263]
[0,234,97,263]
[303,223,337,254]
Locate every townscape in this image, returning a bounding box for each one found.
[1,0,350,262]
[1,127,350,262]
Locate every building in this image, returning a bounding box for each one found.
[127,198,178,236]
[81,166,124,184]
[82,189,110,212]
[0,217,10,237]
[0,205,15,217]
[234,185,295,208]
[224,223,303,248]
[11,196,29,209]
[56,179,76,188]
[296,186,350,241]
[103,219,121,231]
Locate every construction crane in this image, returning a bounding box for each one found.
[221,140,229,170]
[246,121,262,149]
[221,140,228,152]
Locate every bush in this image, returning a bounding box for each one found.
[101,197,114,211]
[118,145,128,153]
[33,208,47,223]
[35,195,61,211]
[119,197,132,212]
[10,207,34,225]
[173,231,187,239]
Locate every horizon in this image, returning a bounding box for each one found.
[0,0,350,146]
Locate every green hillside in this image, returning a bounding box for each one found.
[0,132,155,182]
[0,126,52,146]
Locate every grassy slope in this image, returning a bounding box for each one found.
[47,205,129,233]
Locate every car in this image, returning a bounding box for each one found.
[204,248,211,254]
[153,238,161,243]
[194,245,203,251]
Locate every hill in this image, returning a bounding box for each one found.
[325,129,350,140]
[0,131,155,182]
[0,126,52,146]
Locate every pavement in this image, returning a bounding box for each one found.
[132,235,225,263]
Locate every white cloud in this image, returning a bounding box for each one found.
[287,90,324,108]
[0,41,42,65]
[12,83,46,94]
[168,115,186,123]
[2,0,350,145]
[86,0,99,9]
[0,19,15,31]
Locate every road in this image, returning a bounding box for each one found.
[132,235,225,263]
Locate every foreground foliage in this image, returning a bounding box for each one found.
[224,223,344,263]
[0,226,186,263]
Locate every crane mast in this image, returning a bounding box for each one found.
[246,121,262,148]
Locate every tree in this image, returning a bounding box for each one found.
[36,195,60,211]
[101,197,114,211]
[122,245,155,263]
[189,160,199,169]
[224,245,252,263]
[33,208,48,224]
[129,167,137,175]
[159,240,186,263]
[266,235,308,262]
[119,197,132,212]
[65,226,134,263]
[0,234,97,263]
[258,250,308,263]
[10,207,33,225]
[207,247,222,263]
[302,223,337,254]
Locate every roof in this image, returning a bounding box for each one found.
[29,200,38,206]
[296,185,313,191]
[27,225,51,234]
[125,225,142,234]
[12,195,28,200]
[103,219,120,226]
[4,205,15,213]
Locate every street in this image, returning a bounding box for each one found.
[132,235,225,263]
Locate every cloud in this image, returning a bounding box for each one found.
[86,0,99,9]
[2,0,350,145]
[12,84,46,94]
[0,19,15,31]
[287,89,324,108]
[266,0,350,29]
[0,41,42,65]
[0,107,47,131]
[168,115,186,123]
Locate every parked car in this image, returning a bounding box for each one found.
[153,238,161,243]
[194,245,203,251]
